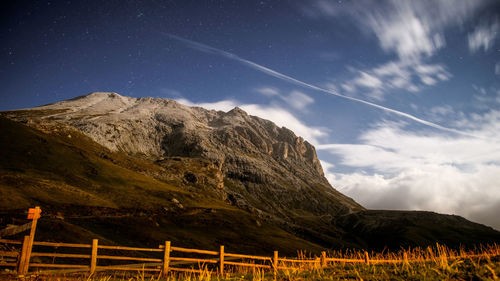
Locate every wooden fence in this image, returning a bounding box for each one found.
[0,238,498,277]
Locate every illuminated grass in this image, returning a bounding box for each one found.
[3,244,498,281]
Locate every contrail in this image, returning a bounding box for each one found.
[163,32,485,140]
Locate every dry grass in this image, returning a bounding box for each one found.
[2,244,498,281]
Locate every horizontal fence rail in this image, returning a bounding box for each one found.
[225,252,272,261]
[98,245,162,252]
[1,238,499,277]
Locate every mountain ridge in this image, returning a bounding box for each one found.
[1,92,499,252]
[5,92,363,220]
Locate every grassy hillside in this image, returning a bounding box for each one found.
[0,116,323,255]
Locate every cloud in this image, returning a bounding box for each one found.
[415,63,452,82]
[341,60,451,99]
[428,105,454,121]
[471,86,500,111]
[319,123,500,171]
[420,76,437,86]
[301,0,486,99]
[473,84,487,96]
[353,72,383,89]
[257,87,315,110]
[304,0,486,61]
[318,111,500,230]
[257,88,315,111]
[468,19,499,53]
[332,165,500,230]
[495,62,500,75]
[341,83,355,93]
[366,4,439,61]
[256,87,280,97]
[176,98,239,112]
[176,98,325,145]
[286,90,314,110]
[320,159,336,184]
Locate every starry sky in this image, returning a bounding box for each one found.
[2,0,500,230]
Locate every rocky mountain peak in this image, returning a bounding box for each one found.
[227,106,247,116]
[3,92,363,222]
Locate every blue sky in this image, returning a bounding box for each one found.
[1,0,500,229]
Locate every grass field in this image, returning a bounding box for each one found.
[2,244,498,281]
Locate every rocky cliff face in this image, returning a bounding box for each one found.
[5,92,363,224]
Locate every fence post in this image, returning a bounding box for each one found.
[17,235,30,276]
[364,251,370,265]
[90,239,98,275]
[219,245,224,276]
[273,250,278,278]
[162,241,171,277]
[18,207,41,276]
[321,251,327,267]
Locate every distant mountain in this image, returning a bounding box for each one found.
[1,92,499,252]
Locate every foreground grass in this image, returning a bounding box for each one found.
[274,257,500,280]
[4,244,498,281]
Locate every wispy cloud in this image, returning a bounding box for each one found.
[256,87,280,97]
[287,90,315,110]
[304,0,486,61]
[468,19,499,53]
[365,3,442,61]
[162,32,488,140]
[256,87,315,111]
[341,60,451,99]
[353,72,382,90]
[428,105,454,121]
[301,0,482,99]
[471,86,500,108]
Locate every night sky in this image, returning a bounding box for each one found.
[2,1,500,229]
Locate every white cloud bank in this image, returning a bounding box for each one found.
[318,109,500,230]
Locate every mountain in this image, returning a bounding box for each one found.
[1,92,499,253]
